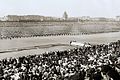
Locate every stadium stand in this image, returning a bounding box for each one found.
[0,40,120,80]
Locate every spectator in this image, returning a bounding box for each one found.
[0,40,120,80]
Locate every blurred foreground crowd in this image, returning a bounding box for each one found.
[0,40,120,80]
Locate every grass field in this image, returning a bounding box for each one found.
[0,31,120,59]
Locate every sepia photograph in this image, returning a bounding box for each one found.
[0,0,120,80]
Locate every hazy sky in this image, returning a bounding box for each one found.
[0,0,120,17]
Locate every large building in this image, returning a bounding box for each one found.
[0,12,119,22]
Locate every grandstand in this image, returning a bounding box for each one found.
[0,40,120,80]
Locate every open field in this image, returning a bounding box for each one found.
[0,31,120,59]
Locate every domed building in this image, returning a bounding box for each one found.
[62,11,68,20]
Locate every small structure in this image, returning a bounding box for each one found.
[70,41,91,47]
[116,16,120,21]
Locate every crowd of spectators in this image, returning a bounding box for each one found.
[0,40,120,80]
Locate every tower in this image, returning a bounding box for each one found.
[63,11,68,20]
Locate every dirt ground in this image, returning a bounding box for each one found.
[0,32,120,59]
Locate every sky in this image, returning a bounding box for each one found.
[0,0,120,18]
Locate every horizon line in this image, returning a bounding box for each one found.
[0,14,119,18]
